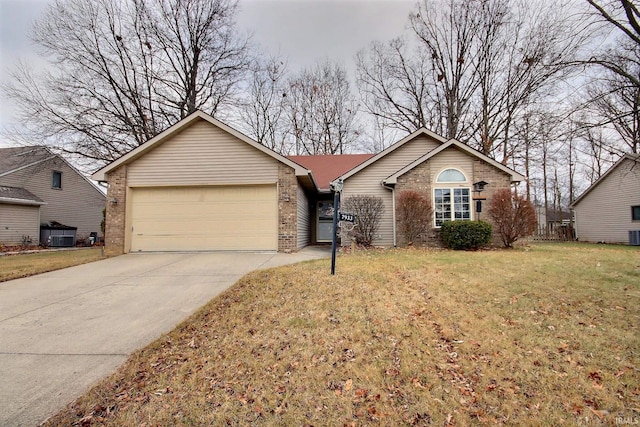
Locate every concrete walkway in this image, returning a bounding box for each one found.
[0,247,330,426]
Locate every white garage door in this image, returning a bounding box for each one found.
[130,185,277,252]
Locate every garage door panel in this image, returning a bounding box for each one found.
[130,186,277,251]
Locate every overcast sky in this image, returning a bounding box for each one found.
[0,0,415,144]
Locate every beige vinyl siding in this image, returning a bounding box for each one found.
[129,185,277,251]
[297,185,310,248]
[0,203,40,245]
[343,135,441,246]
[574,158,640,244]
[0,158,105,239]
[127,119,280,186]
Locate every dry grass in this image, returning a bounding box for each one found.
[0,248,106,282]
[44,243,639,426]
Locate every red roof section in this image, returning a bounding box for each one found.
[287,154,374,190]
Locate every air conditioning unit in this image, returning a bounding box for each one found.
[629,230,640,246]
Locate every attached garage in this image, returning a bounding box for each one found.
[93,111,315,255]
[129,185,277,252]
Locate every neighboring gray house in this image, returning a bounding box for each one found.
[0,186,46,246]
[571,154,640,245]
[0,146,106,246]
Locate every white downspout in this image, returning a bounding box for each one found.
[382,182,397,247]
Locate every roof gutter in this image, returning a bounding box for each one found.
[0,197,47,206]
[382,181,397,247]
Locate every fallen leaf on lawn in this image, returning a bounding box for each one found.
[412,378,425,389]
[588,407,609,420]
[345,379,353,391]
[588,371,603,381]
[355,388,368,398]
[569,402,583,415]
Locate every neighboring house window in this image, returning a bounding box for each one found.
[52,171,62,189]
[434,168,471,227]
[632,205,640,221]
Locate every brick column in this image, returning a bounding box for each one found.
[104,166,127,256]
[278,164,298,253]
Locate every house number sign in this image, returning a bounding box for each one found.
[339,212,356,223]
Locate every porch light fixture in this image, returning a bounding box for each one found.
[330,179,344,193]
[109,197,118,205]
[473,181,488,193]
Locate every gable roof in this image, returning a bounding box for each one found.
[287,154,374,191]
[338,128,448,182]
[571,154,640,208]
[91,110,313,182]
[0,185,46,206]
[0,146,105,196]
[383,138,526,185]
[0,146,55,177]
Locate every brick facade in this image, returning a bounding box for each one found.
[472,158,512,246]
[394,156,513,247]
[104,165,127,256]
[278,164,298,253]
[395,161,442,247]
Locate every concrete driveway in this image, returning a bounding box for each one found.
[0,248,329,426]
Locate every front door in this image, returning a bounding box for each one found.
[317,200,334,242]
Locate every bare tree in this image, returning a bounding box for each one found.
[585,63,640,154]
[239,55,289,153]
[356,0,584,165]
[488,188,537,248]
[470,0,585,162]
[575,0,640,155]
[356,38,439,136]
[409,0,485,140]
[396,190,433,245]
[356,0,484,140]
[584,0,640,88]
[284,60,359,155]
[140,0,250,122]
[341,195,384,246]
[4,0,250,163]
[576,120,616,184]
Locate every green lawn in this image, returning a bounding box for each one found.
[0,248,106,282]
[43,243,639,426]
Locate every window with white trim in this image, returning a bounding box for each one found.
[632,205,640,221]
[434,168,471,227]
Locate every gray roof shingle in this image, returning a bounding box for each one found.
[0,185,45,204]
[0,146,54,177]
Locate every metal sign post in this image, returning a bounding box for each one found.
[330,179,343,275]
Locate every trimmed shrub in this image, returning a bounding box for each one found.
[440,221,492,250]
[397,190,432,245]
